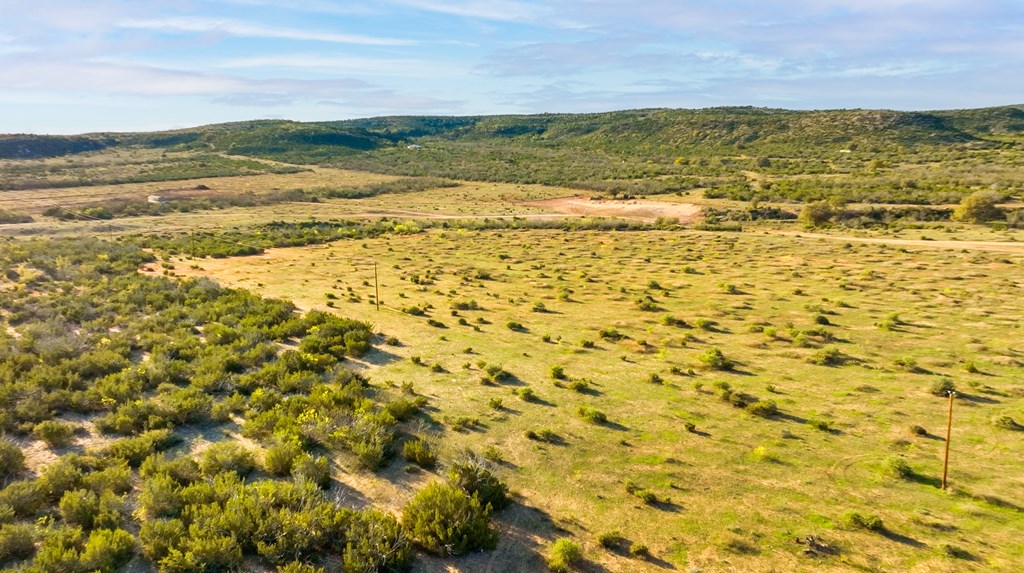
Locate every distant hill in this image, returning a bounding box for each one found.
[5,105,1023,162]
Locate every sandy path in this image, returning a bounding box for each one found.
[522,196,702,223]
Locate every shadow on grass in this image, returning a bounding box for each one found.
[879,528,926,548]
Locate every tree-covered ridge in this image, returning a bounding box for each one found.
[6,105,1024,161]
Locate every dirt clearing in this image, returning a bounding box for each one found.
[523,196,702,223]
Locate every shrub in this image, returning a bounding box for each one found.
[647,372,664,385]
[516,388,537,401]
[629,542,650,557]
[402,481,498,556]
[550,365,566,380]
[697,347,733,370]
[547,538,583,572]
[33,420,77,448]
[0,441,25,480]
[841,511,884,532]
[291,454,331,488]
[488,398,503,410]
[403,439,437,469]
[264,439,303,477]
[693,318,715,330]
[506,320,525,331]
[598,328,625,341]
[80,527,136,572]
[882,456,914,480]
[59,489,125,530]
[808,419,833,432]
[199,442,256,477]
[746,400,778,418]
[930,379,956,397]
[577,406,608,425]
[568,379,589,393]
[910,425,928,437]
[993,416,1022,431]
[0,523,35,564]
[0,481,45,518]
[808,347,845,366]
[447,458,510,510]
[139,518,185,562]
[952,190,1004,223]
[597,530,623,550]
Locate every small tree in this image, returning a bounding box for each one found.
[798,201,834,227]
[952,190,1004,223]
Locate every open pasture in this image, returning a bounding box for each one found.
[174,227,1024,572]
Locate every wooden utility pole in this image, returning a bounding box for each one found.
[374,261,380,311]
[941,391,956,490]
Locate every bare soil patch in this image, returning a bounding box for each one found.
[523,196,702,223]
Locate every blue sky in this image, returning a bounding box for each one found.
[1,0,1022,134]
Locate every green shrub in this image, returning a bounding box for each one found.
[264,439,304,477]
[993,416,1022,431]
[80,527,136,572]
[0,481,45,518]
[808,419,833,432]
[550,365,566,380]
[746,400,778,418]
[597,530,623,550]
[629,542,650,557]
[808,347,845,366]
[516,388,537,402]
[139,518,186,562]
[403,439,437,469]
[506,320,525,331]
[291,454,331,488]
[33,420,77,448]
[402,481,498,556]
[577,406,608,425]
[447,458,510,510]
[488,398,504,410]
[59,489,125,530]
[547,538,583,572]
[882,456,914,480]
[139,474,183,519]
[0,523,35,564]
[697,347,733,370]
[930,379,956,397]
[342,510,414,572]
[0,441,25,480]
[841,511,885,532]
[199,442,256,477]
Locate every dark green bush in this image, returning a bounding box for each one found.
[33,420,77,448]
[139,518,186,562]
[0,523,36,564]
[263,439,304,477]
[402,481,498,556]
[291,454,331,488]
[447,458,510,511]
[199,442,256,477]
[403,438,437,469]
[841,511,885,532]
[0,441,25,480]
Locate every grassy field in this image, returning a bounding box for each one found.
[170,225,1024,572]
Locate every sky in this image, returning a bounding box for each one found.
[1,0,1022,134]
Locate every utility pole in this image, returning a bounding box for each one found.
[941,391,957,490]
[374,261,380,311]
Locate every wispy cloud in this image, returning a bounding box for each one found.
[117,17,416,46]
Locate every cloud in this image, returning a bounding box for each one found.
[383,0,543,23]
[117,17,416,46]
